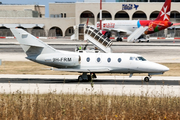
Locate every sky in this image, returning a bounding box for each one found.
[0,0,115,17]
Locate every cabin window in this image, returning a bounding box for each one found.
[107,58,111,63]
[86,57,90,62]
[118,58,121,63]
[97,57,101,62]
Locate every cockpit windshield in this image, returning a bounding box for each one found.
[130,56,146,61]
[137,57,146,61]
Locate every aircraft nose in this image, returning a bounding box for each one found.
[158,64,169,72]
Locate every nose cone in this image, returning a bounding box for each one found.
[152,63,169,73]
[158,65,169,72]
[147,62,169,73]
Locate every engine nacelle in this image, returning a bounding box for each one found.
[102,30,106,35]
[44,54,81,67]
[104,31,111,38]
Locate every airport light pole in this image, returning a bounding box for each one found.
[100,0,102,33]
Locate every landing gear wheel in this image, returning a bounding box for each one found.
[92,73,97,78]
[105,32,111,38]
[144,77,150,82]
[78,75,83,81]
[116,37,123,42]
[87,75,92,81]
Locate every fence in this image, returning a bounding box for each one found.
[167,29,180,37]
[0,28,180,38]
[0,29,62,37]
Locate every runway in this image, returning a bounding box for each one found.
[0,75,180,97]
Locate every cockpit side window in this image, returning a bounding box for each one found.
[130,56,146,61]
[130,57,135,60]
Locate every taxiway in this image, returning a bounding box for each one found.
[0,75,180,97]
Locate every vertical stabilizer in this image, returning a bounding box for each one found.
[10,28,57,57]
[155,0,171,21]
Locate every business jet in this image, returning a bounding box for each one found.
[10,28,169,82]
[97,0,173,42]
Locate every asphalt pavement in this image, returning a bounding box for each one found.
[0,75,180,96]
[0,38,180,96]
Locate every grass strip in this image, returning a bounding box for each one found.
[0,92,179,119]
[0,61,180,76]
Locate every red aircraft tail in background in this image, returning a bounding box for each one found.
[142,0,172,34]
[155,0,171,21]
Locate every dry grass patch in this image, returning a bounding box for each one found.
[163,63,180,76]
[0,92,180,119]
[0,61,180,76]
[0,61,80,75]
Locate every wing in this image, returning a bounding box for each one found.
[104,28,132,34]
[53,68,111,73]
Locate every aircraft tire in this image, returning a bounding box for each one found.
[78,75,83,81]
[105,32,111,38]
[87,75,91,81]
[116,38,123,42]
[144,77,150,82]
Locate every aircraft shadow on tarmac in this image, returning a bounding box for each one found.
[0,78,180,86]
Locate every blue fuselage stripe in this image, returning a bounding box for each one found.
[137,20,141,28]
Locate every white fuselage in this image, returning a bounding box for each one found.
[33,50,169,74]
[97,20,139,35]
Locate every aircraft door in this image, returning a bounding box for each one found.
[78,55,81,64]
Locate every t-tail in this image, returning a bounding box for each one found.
[10,28,58,61]
[155,0,171,21]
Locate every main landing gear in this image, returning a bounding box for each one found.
[144,76,151,82]
[78,73,97,81]
[105,31,111,38]
[116,32,123,42]
[116,37,123,42]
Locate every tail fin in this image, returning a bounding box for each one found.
[155,0,171,21]
[10,28,56,58]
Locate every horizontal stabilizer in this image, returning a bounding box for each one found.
[127,26,148,43]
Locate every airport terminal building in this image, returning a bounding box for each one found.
[0,0,180,38]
